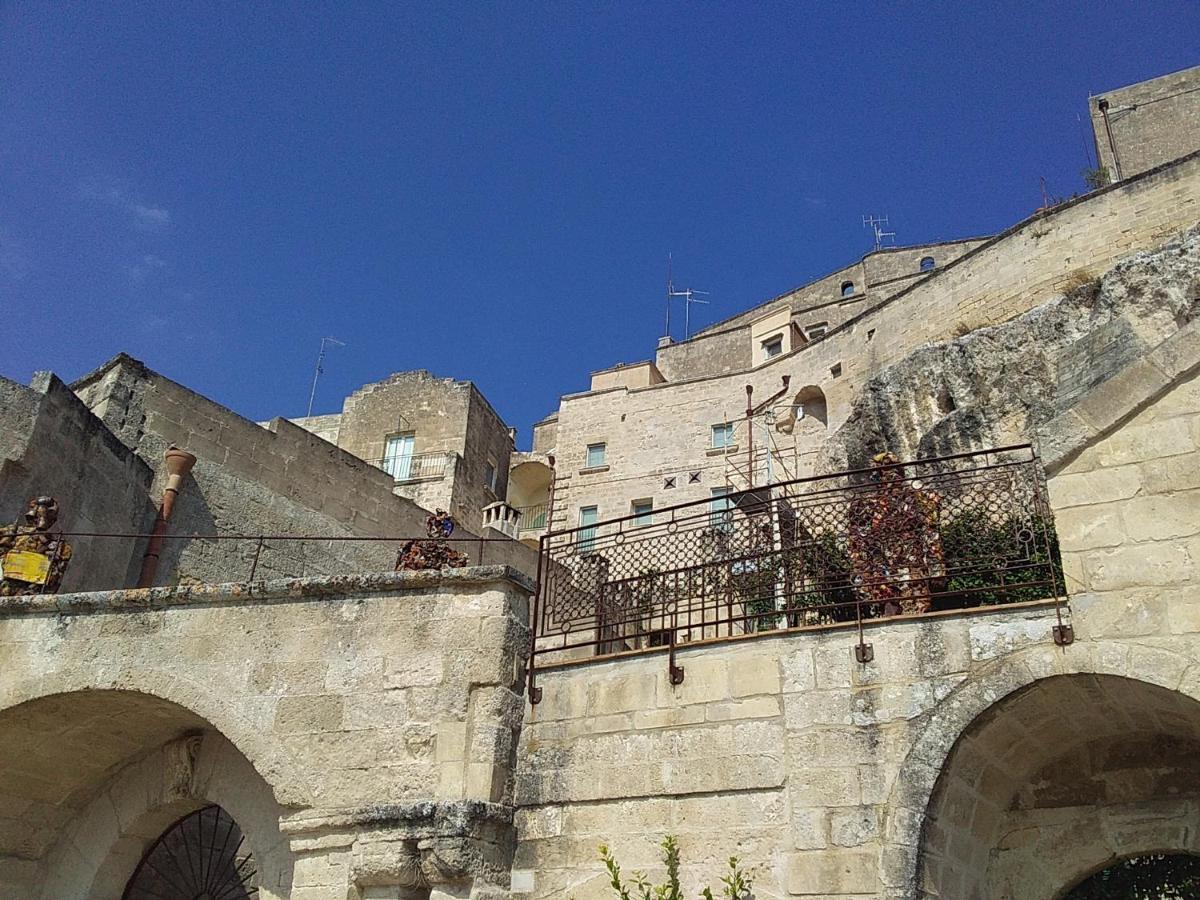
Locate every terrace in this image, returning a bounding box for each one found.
[527,445,1068,703]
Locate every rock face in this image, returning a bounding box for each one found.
[822,223,1200,471]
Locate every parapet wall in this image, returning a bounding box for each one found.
[0,566,533,899]
[0,372,154,591]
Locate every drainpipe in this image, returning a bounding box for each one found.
[138,446,197,587]
[1097,98,1124,182]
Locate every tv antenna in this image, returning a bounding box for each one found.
[666,253,710,339]
[863,215,896,252]
[306,336,346,417]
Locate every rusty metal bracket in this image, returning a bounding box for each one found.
[854,642,875,664]
[1053,624,1075,646]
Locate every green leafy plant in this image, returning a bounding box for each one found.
[599,836,752,900]
[1082,165,1111,190]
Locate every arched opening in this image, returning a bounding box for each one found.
[773,385,828,435]
[1063,852,1200,899]
[917,674,1200,900]
[840,280,855,298]
[920,255,935,272]
[123,805,257,899]
[507,457,554,543]
[0,690,290,899]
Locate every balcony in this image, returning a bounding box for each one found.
[528,445,1067,701]
[368,451,452,483]
[516,503,548,533]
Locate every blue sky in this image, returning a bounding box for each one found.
[2,3,1196,447]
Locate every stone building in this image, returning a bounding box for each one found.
[0,354,537,593]
[1,65,1200,900]
[283,371,518,534]
[1090,63,1200,182]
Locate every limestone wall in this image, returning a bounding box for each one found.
[0,371,155,591]
[545,154,1200,531]
[512,344,1200,899]
[0,567,532,899]
[1091,64,1200,180]
[72,356,538,585]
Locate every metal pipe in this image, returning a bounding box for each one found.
[138,447,197,587]
[1097,98,1123,182]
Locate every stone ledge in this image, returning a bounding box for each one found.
[281,799,514,836]
[1038,317,1200,474]
[0,565,535,618]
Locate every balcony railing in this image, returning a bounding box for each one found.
[367,451,452,483]
[516,503,548,532]
[527,444,1067,703]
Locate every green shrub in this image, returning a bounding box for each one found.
[599,836,751,900]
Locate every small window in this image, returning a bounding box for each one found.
[484,460,498,492]
[762,336,783,359]
[632,499,653,528]
[711,422,735,449]
[830,363,843,377]
[920,256,935,272]
[806,322,828,340]
[586,442,606,468]
[710,486,733,532]
[840,281,855,298]
[579,506,598,554]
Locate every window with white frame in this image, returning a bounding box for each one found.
[632,499,653,527]
[586,442,606,468]
[484,459,498,492]
[762,336,783,359]
[711,422,735,449]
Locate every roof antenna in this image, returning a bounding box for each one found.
[863,215,896,252]
[666,255,711,339]
[306,336,346,417]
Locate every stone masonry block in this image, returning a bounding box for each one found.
[784,849,877,895]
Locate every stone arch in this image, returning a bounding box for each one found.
[0,659,311,808]
[0,689,293,899]
[881,641,1200,899]
[774,385,828,435]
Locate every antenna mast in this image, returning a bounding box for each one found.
[862,215,896,252]
[306,336,346,417]
[666,256,711,340]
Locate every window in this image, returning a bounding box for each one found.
[632,499,653,528]
[806,322,828,340]
[762,336,783,359]
[711,422,735,449]
[484,459,498,493]
[920,256,935,272]
[382,433,414,480]
[830,363,843,378]
[841,280,855,298]
[578,506,599,554]
[586,442,606,468]
[710,486,733,532]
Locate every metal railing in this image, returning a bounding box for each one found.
[22,531,522,593]
[517,503,548,532]
[527,445,1068,703]
[365,451,453,483]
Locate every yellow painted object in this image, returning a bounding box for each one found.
[0,550,51,585]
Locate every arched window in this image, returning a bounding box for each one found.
[840,281,855,298]
[920,256,935,272]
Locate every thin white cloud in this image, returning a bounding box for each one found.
[125,253,169,285]
[79,176,171,232]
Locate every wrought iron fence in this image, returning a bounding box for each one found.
[365,451,453,482]
[527,444,1068,703]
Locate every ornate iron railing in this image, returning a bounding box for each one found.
[527,444,1068,703]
